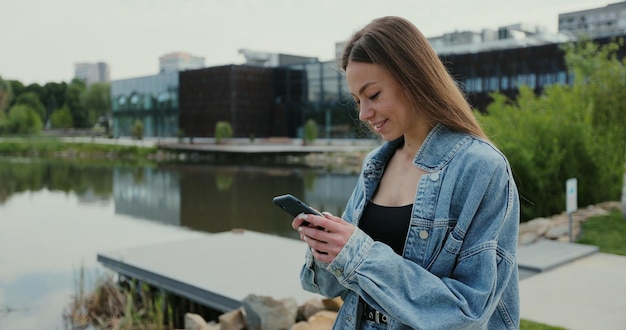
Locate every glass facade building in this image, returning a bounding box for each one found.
[111,72,179,138]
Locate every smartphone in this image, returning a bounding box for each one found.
[273,194,322,218]
[273,194,327,253]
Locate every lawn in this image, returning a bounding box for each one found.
[576,210,626,256]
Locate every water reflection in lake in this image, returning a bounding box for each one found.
[0,157,358,329]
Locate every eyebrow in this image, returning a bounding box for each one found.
[356,81,376,96]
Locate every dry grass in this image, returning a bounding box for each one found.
[63,269,173,330]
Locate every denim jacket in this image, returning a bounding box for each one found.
[300,124,520,329]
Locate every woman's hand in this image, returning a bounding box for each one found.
[292,212,356,263]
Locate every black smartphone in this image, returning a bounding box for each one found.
[273,194,322,218]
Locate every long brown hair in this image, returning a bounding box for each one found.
[341,16,488,140]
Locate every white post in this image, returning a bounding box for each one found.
[566,178,578,242]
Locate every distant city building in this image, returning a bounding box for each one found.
[159,52,205,73]
[74,62,110,85]
[559,1,626,38]
[238,49,318,67]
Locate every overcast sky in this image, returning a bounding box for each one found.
[0,0,612,85]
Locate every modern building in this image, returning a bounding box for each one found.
[159,52,205,73]
[111,72,179,138]
[559,1,626,38]
[74,62,110,85]
[179,65,278,138]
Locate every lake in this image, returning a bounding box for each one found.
[0,157,358,329]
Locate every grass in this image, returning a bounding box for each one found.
[0,136,159,162]
[520,319,566,330]
[577,210,626,256]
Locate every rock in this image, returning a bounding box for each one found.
[518,231,539,245]
[524,217,552,236]
[184,313,208,330]
[219,308,246,330]
[298,298,326,321]
[545,224,570,240]
[321,297,343,312]
[307,311,337,328]
[241,294,298,330]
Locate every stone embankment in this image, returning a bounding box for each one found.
[181,201,621,330]
[518,201,621,245]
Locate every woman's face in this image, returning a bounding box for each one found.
[346,61,419,142]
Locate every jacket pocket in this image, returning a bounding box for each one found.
[425,225,464,277]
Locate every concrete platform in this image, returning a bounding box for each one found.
[517,239,599,273]
[97,230,321,312]
[520,252,626,330]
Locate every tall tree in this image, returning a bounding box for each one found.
[42,82,68,123]
[82,82,111,127]
[0,75,11,112]
[64,79,88,128]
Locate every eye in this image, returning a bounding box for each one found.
[368,92,380,100]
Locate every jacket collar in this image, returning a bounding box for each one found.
[366,123,472,174]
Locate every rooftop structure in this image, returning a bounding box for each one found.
[159,52,205,73]
[238,49,318,67]
[559,1,626,38]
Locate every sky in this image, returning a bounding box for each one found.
[0,0,614,85]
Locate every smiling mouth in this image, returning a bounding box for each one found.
[372,119,387,130]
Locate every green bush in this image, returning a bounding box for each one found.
[3,104,43,135]
[131,119,144,140]
[304,119,318,145]
[215,121,233,144]
[50,106,74,129]
[477,39,625,221]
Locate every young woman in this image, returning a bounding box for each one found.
[292,16,520,329]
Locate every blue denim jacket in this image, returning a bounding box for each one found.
[300,124,520,329]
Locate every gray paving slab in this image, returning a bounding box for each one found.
[98,230,321,313]
[520,252,626,330]
[517,239,599,273]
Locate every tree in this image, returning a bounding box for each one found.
[4,104,43,135]
[477,38,626,221]
[82,83,111,128]
[50,106,74,130]
[42,81,68,122]
[65,79,88,128]
[0,75,11,112]
[14,92,46,122]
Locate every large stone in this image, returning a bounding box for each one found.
[219,308,246,329]
[298,298,326,321]
[321,297,343,312]
[184,313,208,330]
[241,294,298,330]
[524,217,552,236]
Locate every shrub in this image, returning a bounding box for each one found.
[4,104,43,135]
[215,121,233,144]
[50,106,74,129]
[131,119,144,140]
[303,119,318,145]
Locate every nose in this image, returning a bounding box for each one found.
[358,102,374,121]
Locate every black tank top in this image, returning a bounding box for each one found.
[358,201,412,255]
